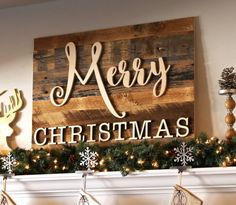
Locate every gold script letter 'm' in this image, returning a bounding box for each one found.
[50,42,126,118]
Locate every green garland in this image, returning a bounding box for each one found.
[1,133,236,176]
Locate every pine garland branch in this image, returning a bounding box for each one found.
[0,133,235,176]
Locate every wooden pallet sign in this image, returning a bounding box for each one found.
[32,17,195,148]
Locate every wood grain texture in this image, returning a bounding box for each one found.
[32,17,195,147]
[34,17,195,50]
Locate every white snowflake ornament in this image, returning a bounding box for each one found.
[174,142,194,166]
[1,153,16,174]
[79,147,98,170]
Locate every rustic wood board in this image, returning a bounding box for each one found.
[32,17,195,148]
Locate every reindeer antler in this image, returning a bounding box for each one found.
[0,89,23,124]
[0,90,6,96]
[0,89,23,155]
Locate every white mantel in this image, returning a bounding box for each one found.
[3,167,236,205]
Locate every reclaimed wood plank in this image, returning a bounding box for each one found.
[34,17,195,50]
[32,17,195,148]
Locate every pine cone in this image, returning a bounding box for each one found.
[219,67,236,89]
[221,67,234,79]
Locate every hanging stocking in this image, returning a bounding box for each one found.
[0,190,16,205]
[78,191,89,205]
[171,184,203,205]
[78,189,101,205]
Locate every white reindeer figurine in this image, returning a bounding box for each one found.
[0,89,23,155]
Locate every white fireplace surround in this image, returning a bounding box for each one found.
[4,167,236,198]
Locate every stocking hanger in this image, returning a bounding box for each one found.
[75,171,97,205]
[170,166,191,186]
[0,174,14,192]
[0,174,15,205]
[75,170,94,191]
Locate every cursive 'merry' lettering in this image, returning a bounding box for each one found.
[50,42,171,118]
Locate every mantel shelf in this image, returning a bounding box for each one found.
[3,167,236,198]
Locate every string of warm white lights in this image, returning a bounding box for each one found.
[1,133,236,176]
